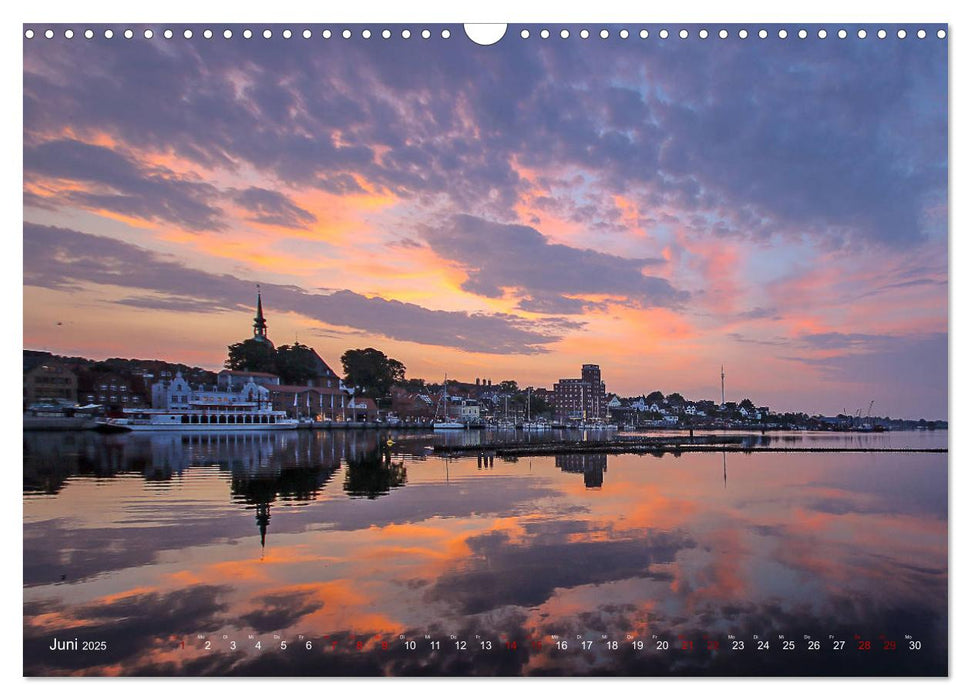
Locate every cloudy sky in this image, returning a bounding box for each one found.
[23,25,947,418]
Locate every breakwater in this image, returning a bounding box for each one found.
[433,434,946,458]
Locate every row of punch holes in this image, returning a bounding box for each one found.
[23,26,948,42]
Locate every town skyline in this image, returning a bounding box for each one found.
[21,289,943,423]
[23,27,947,420]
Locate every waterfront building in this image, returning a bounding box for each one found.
[269,384,350,420]
[458,399,481,422]
[346,397,378,422]
[78,371,146,409]
[389,387,436,421]
[24,362,77,407]
[152,371,270,410]
[552,363,607,422]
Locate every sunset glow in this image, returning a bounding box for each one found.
[23,27,947,418]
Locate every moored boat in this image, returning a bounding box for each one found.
[97,401,298,432]
[433,420,466,430]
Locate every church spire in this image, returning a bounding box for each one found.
[253,286,268,341]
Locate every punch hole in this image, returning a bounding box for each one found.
[464,24,507,46]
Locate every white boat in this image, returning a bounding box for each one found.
[97,400,298,432]
[521,421,551,431]
[575,422,618,431]
[433,420,466,430]
[432,372,466,429]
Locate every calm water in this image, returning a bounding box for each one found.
[23,429,947,676]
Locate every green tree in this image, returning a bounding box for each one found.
[666,392,685,405]
[498,380,519,393]
[739,398,756,412]
[226,339,277,374]
[275,343,318,385]
[646,390,665,403]
[340,348,406,398]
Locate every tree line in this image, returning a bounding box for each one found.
[225,340,404,396]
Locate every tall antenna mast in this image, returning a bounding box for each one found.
[721,365,725,405]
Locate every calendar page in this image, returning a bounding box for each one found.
[22,21,948,678]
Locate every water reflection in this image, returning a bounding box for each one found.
[23,430,947,676]
[343,444,407,500]
[555,454,607,489]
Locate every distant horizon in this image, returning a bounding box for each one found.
[23,26,947,422]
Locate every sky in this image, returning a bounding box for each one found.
[22,24,948,419]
